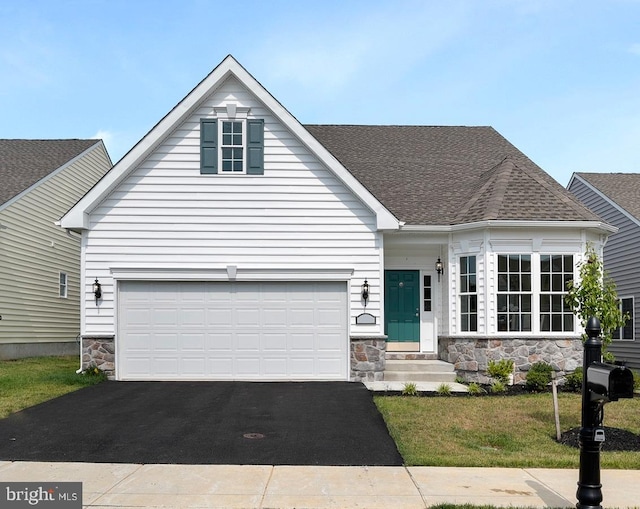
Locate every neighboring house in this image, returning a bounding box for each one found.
[0,139,112,359]
[60,56,613,382]
[568,173,640,370]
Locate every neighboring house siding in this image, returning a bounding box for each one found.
[83,76,381,336]
[569,178,640,369]
[0,144,111,348]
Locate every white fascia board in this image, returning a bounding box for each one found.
[60,55,399,232]
[400,220,617,234]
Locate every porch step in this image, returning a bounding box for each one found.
[383,359,457,383]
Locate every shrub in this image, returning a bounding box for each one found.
[436,383,452,396]
[526,362,553,392]
[634,371,640,391]
[402,382,418,396]
[490,380,506,393]
[466,382,485,395]
[487,359,514,384]
[564,367,583,392]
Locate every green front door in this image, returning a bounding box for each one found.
[385,270,420,342]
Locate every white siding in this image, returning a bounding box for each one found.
[83,77,382,336]
[0,144,111,345]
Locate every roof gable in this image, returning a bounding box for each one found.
[61,56,398,231]
[572,173,640,222]
[306,125,600,225]
[0,139,99,206]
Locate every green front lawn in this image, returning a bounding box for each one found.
[375,393,640,469]
[0,356,105,419]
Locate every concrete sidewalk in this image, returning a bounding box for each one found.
[1,462,638,508]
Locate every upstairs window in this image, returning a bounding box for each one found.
[221,121,244,172]
[497,254,531,332]
[200,118,264,175]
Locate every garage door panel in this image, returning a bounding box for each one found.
[236,333,260,351]
[263,357,287,375]
[263,333,287,351]
[118,281,347,380]
[209,357,233,375]
[155,357,179,375]
[208,333,233,350]
[182,334,205,351]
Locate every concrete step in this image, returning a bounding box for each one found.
[385,359,455,372]
[383,359,457,383]
[383,371,457,383]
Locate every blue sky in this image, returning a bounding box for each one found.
[1,0,639,186]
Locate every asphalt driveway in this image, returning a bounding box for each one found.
[0,381,403,466]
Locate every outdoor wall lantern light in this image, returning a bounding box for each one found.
[435,258,444,282]
[92,278,102,305]
[361,279,370,307]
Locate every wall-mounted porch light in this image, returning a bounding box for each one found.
[435,258,444,282]
[92,278,102,305]
[361,279,370,307]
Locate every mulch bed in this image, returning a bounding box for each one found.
[559,426,640,451]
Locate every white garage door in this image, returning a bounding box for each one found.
[117,281,348,380]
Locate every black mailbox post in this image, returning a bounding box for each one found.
[576,317,635,509]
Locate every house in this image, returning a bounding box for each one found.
[60,56,613,382]
[568,173,640,370]
[0,139,112,359]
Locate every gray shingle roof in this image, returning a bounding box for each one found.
[305,125,599,225]
[0,139,98,205]
[576,173,640,222]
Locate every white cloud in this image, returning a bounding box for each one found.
[92,129,114,146]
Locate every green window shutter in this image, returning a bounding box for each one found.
[200,119,218,174]
[246,119,264,175]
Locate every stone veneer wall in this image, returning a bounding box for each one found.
[350,337,386,382]
[438,336,583,384]
[84,335,386,382]
[83,336,115,379]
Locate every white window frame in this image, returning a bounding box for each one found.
[219,119,246,173]
[496,254,532,332]
[493,253,576,335]
[539,254,575,333]
[59,272,68,298]
[459,255,478,332]
[613,296,634,341]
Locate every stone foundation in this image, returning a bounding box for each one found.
[438,336,583,384]
[82,336,115,379]
[350,337,386,382]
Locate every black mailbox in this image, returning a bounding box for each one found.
[587,362,635,402]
